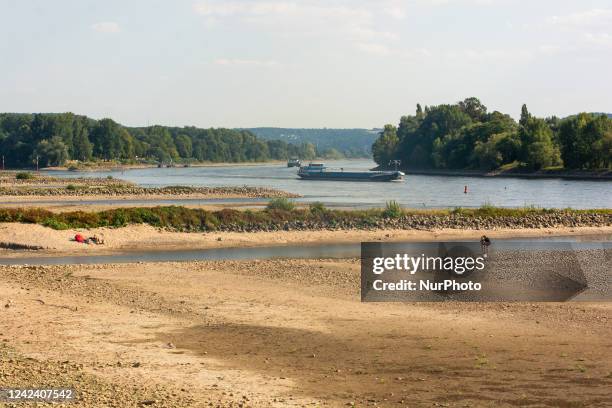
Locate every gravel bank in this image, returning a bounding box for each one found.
[0,171,297,198]
[0,185,298,198]
[213,212,611,232]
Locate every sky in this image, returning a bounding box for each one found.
[0,0,611,128]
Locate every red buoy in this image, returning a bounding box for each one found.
[464,185,468,194]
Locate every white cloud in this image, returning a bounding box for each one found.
[356,43,393,56]
[194,1,399,55]
[583,32,612,47]
[543,9,612,50]
[454,48,533,61]
[91,21,121,33]
[548,8,612,28]
[194,2,245,16]
[356,43,434,60]
[411,0,500,5]
[213,58,279,67]
[538,44,562,55]
[194,1,370,21]
[350,26,398,41]
[383,6,406,19]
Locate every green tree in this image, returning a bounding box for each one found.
[519,104,530,128]
[495,132,522,163]
[527,141,559,170]
[33,136,69,167]
[72,123,93,161]
[472,133,505,170]
[266,139,289,159]
[558,113,612,169]
[520,117,561,169]
[416,104,424,120]
[372,124,399,166]
[145,126,178,161]
[175,134,193,158]
[119,128,135,159]
[302,142,317,160]
[591,131,612,168]
[90,119,124,159]
[320,148,344,159]
[458,97,487,121]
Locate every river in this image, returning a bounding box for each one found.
[2,237,609,266]
[47,159,612,209]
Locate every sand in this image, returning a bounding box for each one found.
[0,194,266,212]
[1,222,611,257]
[1,259,610,407]
[1,207,610,406]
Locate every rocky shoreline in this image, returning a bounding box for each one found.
[1,206,609,234]
[0,171,298,198]
[214,212,610,232]
[0,172,128,186]
[0,185,298,198]
[377,168,612,180]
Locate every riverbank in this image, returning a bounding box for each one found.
[0,171,297,199]
[1,257,610,407]
[0,205,609,234]
[0,196,268,213]
[41,160,287,172]
[399,168,612,180]
[0,186,296,199]
[1,222,610,257]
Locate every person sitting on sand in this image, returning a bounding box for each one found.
[73,233,104,245]
[89,235,105,245]
[480,235,491,257]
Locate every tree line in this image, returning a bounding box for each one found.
[372,98,611,171]
[0,113,318,168]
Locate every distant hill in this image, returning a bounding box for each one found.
[563,112,612,120]
[246,128,379,158]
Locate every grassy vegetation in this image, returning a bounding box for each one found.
[308,201,327,214]
[0,204,608,232]
[383,200,403,218]
[65,184,88,191]
[266,197,296,211]
[15,172,34,180]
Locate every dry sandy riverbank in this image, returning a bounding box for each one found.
[0,171,296,201]
[1,222,610,257]
[0,258,610,407]
[0,195,265,213]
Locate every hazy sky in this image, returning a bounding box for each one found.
[1,0,611,128]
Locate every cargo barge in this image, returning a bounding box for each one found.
[297,163,404,182]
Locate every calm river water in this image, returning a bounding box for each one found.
[48,159,612,209]
[2,237,609,266]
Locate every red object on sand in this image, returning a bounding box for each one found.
[75,234,86,243]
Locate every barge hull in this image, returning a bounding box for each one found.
[298,172,403,182]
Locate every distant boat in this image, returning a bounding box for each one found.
[297,163,404,182]
[287,158,301,167]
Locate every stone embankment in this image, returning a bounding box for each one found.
[0,172,129,186]
[0,171,298,198]
[214,212,610,232]
[0,185,298,198]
